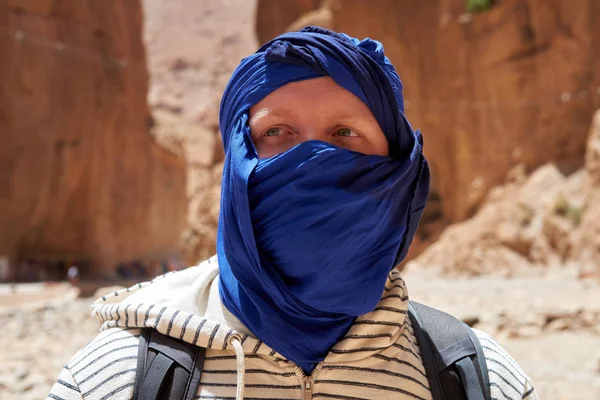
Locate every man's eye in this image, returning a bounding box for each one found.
[264,127,282,137]
[336,128,358,137]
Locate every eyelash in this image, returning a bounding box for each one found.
[260,126,360,138]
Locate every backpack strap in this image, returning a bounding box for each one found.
[133,329,206,400]
[408,301,491,400]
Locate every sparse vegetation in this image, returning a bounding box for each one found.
[553,193,569,215]
[553,193,583,226]
[517,202,535,226]
[466,0,494,13]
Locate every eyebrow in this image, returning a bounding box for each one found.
[249,108,366,125]
[249,108,298,125]
[329,111,366,121]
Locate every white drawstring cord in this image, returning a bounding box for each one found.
[228,334,245,400]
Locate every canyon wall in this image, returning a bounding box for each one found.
[0,0,187,278]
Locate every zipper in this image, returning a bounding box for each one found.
[302,375,313,400]
[295,364,321,400]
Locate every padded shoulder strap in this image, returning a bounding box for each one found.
[408,301,491,400]
[133,329,151,400]
[466,325,491,395]
[134,328,206,400]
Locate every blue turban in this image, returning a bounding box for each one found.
[217,27,430,373]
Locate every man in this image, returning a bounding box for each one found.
[48,27,537,400]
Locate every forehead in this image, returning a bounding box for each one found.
[249,76,373,119]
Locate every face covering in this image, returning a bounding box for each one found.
[217,26,430,373]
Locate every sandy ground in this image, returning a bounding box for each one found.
[1,267,599,399]
[403,265,600,400]
[0,286,97,400]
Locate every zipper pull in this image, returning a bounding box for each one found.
[302,376,313,400]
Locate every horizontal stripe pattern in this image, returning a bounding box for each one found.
[197,348,302,399]
[47,260,537,400]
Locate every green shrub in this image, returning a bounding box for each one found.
[553,193,583,226]
[466,0,494,13]
[553,193,569,216]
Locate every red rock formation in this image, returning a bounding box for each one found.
[573,109,600,278]
[410,108,600,278]
[0,0,187,279]
[256,0,600,223]
[142,0,258,265]
[256,0,322,42]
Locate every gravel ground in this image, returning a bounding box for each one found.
[404,265,600,400]
[0,290,97,400]
[1,267,599,400]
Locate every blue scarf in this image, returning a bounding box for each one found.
[217,27,430,373]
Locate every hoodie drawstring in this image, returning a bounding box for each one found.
[227,334,246,400]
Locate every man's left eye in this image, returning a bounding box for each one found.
[336,128,359,137]
[264,127,282,137]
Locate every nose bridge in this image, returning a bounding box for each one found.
[299,118,327,142]
[304,128,322,141]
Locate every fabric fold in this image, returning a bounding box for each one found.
[217,26,430,373]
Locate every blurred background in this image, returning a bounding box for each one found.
[1,0,599,398]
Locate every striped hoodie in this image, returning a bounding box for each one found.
[48,256,538,400]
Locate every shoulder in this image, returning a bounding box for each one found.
[48,328,141,400]
[473,329,538,400]
[108,256,219,307]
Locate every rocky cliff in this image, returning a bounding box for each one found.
[256,0,600,224]
[0,0,187,278]
[408,108,600,279]
[573,109,600,278]
[142,0,257,265]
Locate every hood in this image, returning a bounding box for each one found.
[91,255,410,362]
[90,256,411,399]
[91,256,263,400]
[91,256,272,358]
